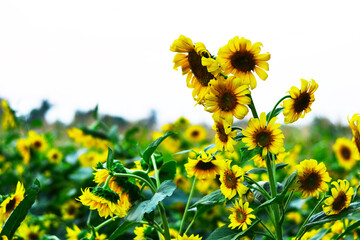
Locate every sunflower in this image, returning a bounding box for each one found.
[212,114,237,153]
[177,233,203,240]
[17,223,45,240]
[323,179,354,215]
[296,159,331,199]
[205,76,251,123]
[79,151,107,168]
[348,113,360,154]
[61,199,82,220]
[228,199,256,231]
[282,79,318,124]
[184,125,207,143]
[242,112,285,157]
[0,181,25,222]
[170,35,220,103]
[16,138,31,165]
[66,224,86,240]
[252,152,284,168]
[134,224,163,240]
[1,100,16,130]
[219,161,248,199]
[217,36,270,90]
[77,187,127,219]
[185,150,225,179]
[46,148,63,164]
[333,138,359,170]
[27,130,48,152]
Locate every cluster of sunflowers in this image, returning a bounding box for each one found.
[1,35,360,240]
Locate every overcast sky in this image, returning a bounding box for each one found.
[0,1,359,127]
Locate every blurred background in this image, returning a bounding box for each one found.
[1,0,360,127]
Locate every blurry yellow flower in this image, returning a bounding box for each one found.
[152,131,181,154]
[295,229,320,240]
[16,138,31,165]
[282,79,318,124]
[174,116,190,130]
[62,199,82,220]
[174,171,192,194]
[286,211,302,224]
[1,100,16,130]
[333,137,359,170]
[79,150,107,168]
[0,154,5,162]
[46,148,63,164]
[17,223,45,240]
[196,178,220,195]
[212,114,237,153]
[16,164,25,176]
[87,232,107,240]
[170,35,220,104]
[296,159,331,199]
[242,112,285,157]
[228,199,256,231]
[66,224,82,240]
[67,127,112,151]
[348,113,360,155]
[323,179,354,215]
[0,181,25,223]
[205,76,251,123]
[177,233,202,240]
[217,36,270,90]
[184,125,207,143]
[28,130,48,152]
[185,150,225,179]
[219,160,248,199]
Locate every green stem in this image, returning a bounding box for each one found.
[158,203,170,240]
[112,173,157,193]
[268,95,291,120]
[257,217,276,239]
[184,212,198,235]
[153,221,165,235]
[295,194,326,240]
[94,216,119,231]
[244,175,271,200]
[231,126,243,131]
[248,95,259,119]
[151,154,160,188]
[265,154,283,240]
[179,177,197,235]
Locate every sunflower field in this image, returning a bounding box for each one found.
[1,35,360,240]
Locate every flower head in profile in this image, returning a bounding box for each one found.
[170,35,220,104]
[348,113,360,155]
[0,181,25,222]
[184,125,207,143]
[212,114,237,152]
[323,179,354,215]
[242,112,285,157]
[228,199,256,231]
[205,76,251,123]
[296,159,331,199]
[219,160,248,199]
[185,149,225,179]
[282,79,318,124]
[217,36,270,89]
[333,137,359,170]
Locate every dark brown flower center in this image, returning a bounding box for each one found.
[230,50,256,73]
[6,198,17,213]
[224,170,237,189]
[255,130,272,147]
[52,153,58,159]
[294,93,311,113]
[188,50,214,87]
[301,172,321,191]
[191,130,200,138]
[332,191,347,212]
[217,124,229,143]
[354,132,360,155]
[218,91,237,112]
[28,233,40,240]
[340,146,351,160]
[195,160,216,171]
[67,204,77,215]
[33,140,42,149]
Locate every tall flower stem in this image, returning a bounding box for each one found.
[265,154,283,240]
[248,95,259,119]
[179,177,197,235]
[268,95,291,120]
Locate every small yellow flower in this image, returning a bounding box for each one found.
[212,114,237,153]
[16,138,31,165]
[1,100,16,130]
[61,199,82,220]
[184,125,207,143]
[79,151,107,168]
[177,233,202,240]
[46,148,63,164]
[185,150,225,179]
[228,199,256,231]
[333,137,359,170]
[323,179,354,215]
[348,113,360,155]
[219,160,248,199]
[27,130,48,152]
[65,224,82,240]
[17,223,45,240]
[0,181,25,223]
[285,211,302,224]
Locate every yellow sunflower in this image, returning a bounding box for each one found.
[0,181,25,222]
[27,130,48,152]
[282,79,318,124]
[177,233,202,240]
[348,113,360,154]
[79,151,107,168]
[1,100,16,130]
[66,224,83,240]
[212,114,237,153]
[61,199,82,220]
[16,138,31,165]
[46,148,63,164]
[219,160,248,199]
[184,125,207,143]
[228,199,256,231]
[170,35,220,103]
[296,159,331,199]
[323,179,354,215]
[185,150,225,179]
[77,187,127,219]
[217,36,270,90]
[205,76,251,123]
[17,223,45,240]
[333,137,359,170]
[242,112,285,157]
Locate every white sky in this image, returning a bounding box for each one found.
[0,1,360,127]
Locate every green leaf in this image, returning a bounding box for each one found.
[158,161,176,182]
[29,119,43,128]
[1,179,40,239]
[80,126,108,140]
[255,195,282,211]
[142,131,175,164]
[207,220,260,240]
[266,107,284,121]
[126,180,176,222]
[239,147,260,162]
[109,220,138,240]
[190,189,226,208]
[93,104,99,119]
[280,170,297,197]
[106,147,114,171]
